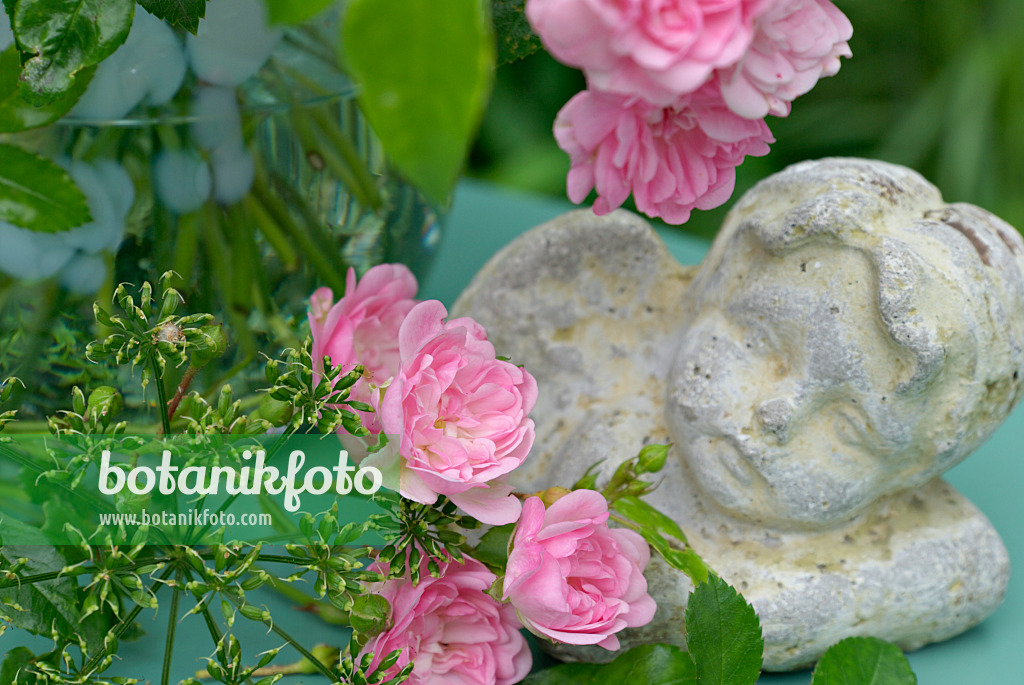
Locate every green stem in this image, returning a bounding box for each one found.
[172,211,201,285]
[192,434,288,541]
[251,489,302,538]
[191,550,320,566]
[309,105,383,211]
[190,588,258,685]
[202,204,257,358]
[184,493,209,547]
[153,355,172,435]
[269,169,356,272]
[6,570,61,590]
[289,105,382,212]
[94,256,116,340]
[222,205,258,313]
[259,566,350,625]
[244,194,299,269]
[225,204,262,307]
[266,60,382,212]
[250,175,349,296]
[224,593,338,682]
[82,565,175,677]
[82,607,145,674]
[288,27,341,70]
[161,571,183,685]
[239,211,299,344]
[253,553,309,565]
[154,124,183,152]
[191,591,222,644]
[4,419,160,434]
[0,558,172,590]
[0,569,74,589]
[272,58,335,99]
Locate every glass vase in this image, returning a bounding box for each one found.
[0,4,443,420]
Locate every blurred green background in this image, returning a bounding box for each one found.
[469,0,1024,240]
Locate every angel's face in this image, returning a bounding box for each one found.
[667,235,937,527]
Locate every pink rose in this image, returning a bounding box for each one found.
[503,489,657,650]
[717,0,852,118]
[308,264,418,434]
[362,557,532,685]
[376,300,538,525]
[555,85,773,224]
[527,0,771,106]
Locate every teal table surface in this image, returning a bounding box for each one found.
[2,181,1022,683]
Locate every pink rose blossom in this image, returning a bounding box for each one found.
[526,0,771,106]
[376,300,538,525]
[308,264,419,434]
[555,84,773,224]
[503,489,657,650]
[362,556,532,685]
[717,0,852,118]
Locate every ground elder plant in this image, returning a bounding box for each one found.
[0,279,412,684]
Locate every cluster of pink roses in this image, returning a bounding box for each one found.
[309,264,538,526]
[310,266,659,685]
[527,0,853,224]
[359,491,656,685]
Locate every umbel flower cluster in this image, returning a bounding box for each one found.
[528,0,853,223]
[309,264,659,684]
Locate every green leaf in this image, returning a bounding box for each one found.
[522,643,696,685]
[684,575,763,685]
[342,0,495,205]
[264,0,332,25]
[614,495,690,544]
[0,517,58,545]
[0,46,95,132]
[137,0,208,34]
[472,522,515,568]
[639,529,710,585]
[811,637,917,685]
[0,546,95,651]
[0,647,36,685]
[612,495,710,584]
[0,143,91,232]
[13,0,134,104]
[491,0,541,65]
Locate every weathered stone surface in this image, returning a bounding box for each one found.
[454,158,1022,670]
